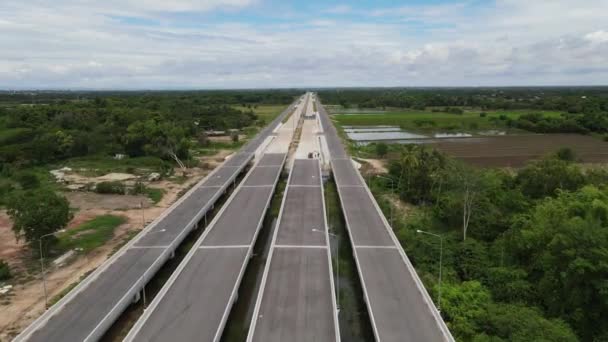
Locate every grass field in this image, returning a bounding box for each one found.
[57,215,126,252]
[145,188,165,204]
[61,155,167,176]
[332,109,564,132]
[234,104,286,124]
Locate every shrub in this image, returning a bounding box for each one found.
[479,112,487,117]
[230,131,240,143]
[555,147,577,162]
[129,181,147,195]
[15,172,40,189]
[376,143,388,158]
[95,181,125,194]
[0,260,10,281]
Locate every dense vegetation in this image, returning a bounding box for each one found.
[1,98,255,167]
[319,87,608,134]
[0,90,295,255]
[369,145,608,341]
[0,91,294,203]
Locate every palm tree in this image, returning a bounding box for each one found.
[397,145,420,198]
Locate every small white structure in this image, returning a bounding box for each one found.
[148,172,161,182]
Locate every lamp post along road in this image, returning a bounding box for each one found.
[416,229,443,312]
[376,175,395,227]
[140,200,146,229]
[39,229,66,308]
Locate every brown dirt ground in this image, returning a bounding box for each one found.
[0,150,232,341]
[208,135,246,143]
[359,158,388,174]
[427,133,608,168]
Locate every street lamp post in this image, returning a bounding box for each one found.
[312,228,340,313]
[39,229,66,308]
[140,200,146,229]
[376,175,395,227]
[416,229,443,312]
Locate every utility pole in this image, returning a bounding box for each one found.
[39,229,66,308]
[416,230,443,312]
[376,175,395,227]
[140,201,145,228]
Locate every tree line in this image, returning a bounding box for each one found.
[318,88,608,134]
[0,97,267,167]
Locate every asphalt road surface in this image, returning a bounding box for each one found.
[126,153,286,342]
[317,98,453,342]
[248,158,339,342]
[16,99,299,342]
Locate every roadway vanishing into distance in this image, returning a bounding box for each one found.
[317,97,454,342]
[16,92,453,342]
[247,93,339,341]
[15,96,303,342]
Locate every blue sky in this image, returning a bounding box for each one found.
[1,0,607,89]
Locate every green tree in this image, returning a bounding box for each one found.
[515,157,585,199]
[375,142,388,158]
[15,172,40,189]
[7,190,73,254]
[441,162,485,241]
[511,186,608,339]
[124,119,191,170]
[389,145,447,204]
[484,267,532,303]
[480,303,578,342]
[454,239,490,281]
[441,281,491,340]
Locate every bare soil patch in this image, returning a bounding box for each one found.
[0,150,230,340]
[427,134,608,167]
[359,158,388,174]
[65,192,152,211]
[208,135,246,143]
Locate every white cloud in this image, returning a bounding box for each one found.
[585,30,608,43]
[121,0,256,12]
[371,2,469,21]
[0,0,607,88]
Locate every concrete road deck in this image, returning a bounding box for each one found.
[248,155,339,341]
[126,153,286,342]
[126,248,249,342]
[26,248,164,342]
[251,248,335,342]
[317,97,453,342]
[17,100,298,342]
